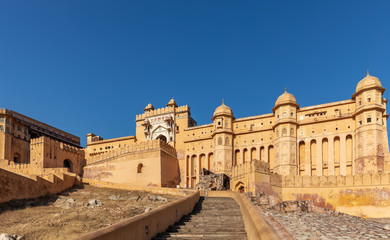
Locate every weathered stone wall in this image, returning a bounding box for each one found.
[83,139,179,187]
[266,173,390,218]
[0,168,77,204]
[30,136,84,175]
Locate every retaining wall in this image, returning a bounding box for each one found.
[0,168,77,203]
[77,179,200,240]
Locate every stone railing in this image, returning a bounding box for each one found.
[270,173,390,188]
[87,139,176,165]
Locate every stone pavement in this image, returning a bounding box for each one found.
[260,207,390,239]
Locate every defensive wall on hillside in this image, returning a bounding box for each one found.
[83,139,179,187]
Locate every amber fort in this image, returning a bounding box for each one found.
[1,72,390,238]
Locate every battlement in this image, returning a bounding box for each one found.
[136,105,190,121]
[87,139,176,165]
[232,160,270,179]
[30,136,83,153]
[270,173,390,188]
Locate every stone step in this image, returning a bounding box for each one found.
[180,216,243,221]
[154,233,248,239]
[152,197,248,240]
[169,223,245,229]
[167,228,247,233]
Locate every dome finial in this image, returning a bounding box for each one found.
[366,69,370,76]
[284,87,287,92]
[222,98,225,105]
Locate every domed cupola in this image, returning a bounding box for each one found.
[212,100,234,120]
[273,88,299,112]
[353,71,385,98]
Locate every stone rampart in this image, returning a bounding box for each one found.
[86,139,176,165]
[0,168,77,204]
[268,173,390,218]
[271,173,390,188]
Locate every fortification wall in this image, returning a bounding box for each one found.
[231,160,271,194]
[0,161,69,178]
[30,136,84,175]
[86,139,175,166]
[0,168,77,204]
[83,139,179,188]
[267,173,390,218]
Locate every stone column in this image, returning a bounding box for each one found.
[264,145,269,163]
[328,139,335,176]
[340,135,347,176]
[316,137,323,176]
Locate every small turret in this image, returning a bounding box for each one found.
[272,88,299,175]
[166,98,178,108]
[212,100,234,175]
[353,71,386,174]
[144,103,154,112]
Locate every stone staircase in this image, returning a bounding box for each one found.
[153,197,248,240]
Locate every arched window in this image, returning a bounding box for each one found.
[290,128,294,136]
[0,125,3,132]
[218,137,223,145]
[225,137,229,146]
[137,163,143,173]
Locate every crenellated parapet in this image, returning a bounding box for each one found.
[270,172,390,188]
[87,139,176,165]
[30,136,83,154]
[231,160,270,180]
[136,105,190,121]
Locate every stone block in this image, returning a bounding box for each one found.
[353,174,363,186]
[346,175,353,186]
[363,174,372,185]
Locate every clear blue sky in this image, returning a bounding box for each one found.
[1,1,389,146]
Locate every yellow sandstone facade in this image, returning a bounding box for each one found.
[83,72,390,217]
[0,72,389,217]
[0,108,84,175]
